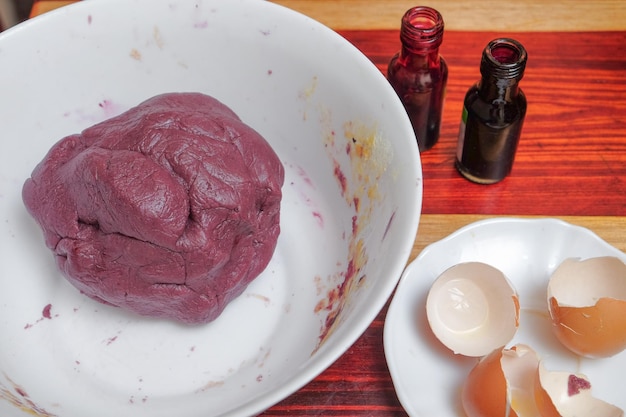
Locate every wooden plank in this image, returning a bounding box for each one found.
[412,214,626,263]
[271,0,626,31]
[339,30,626,217]
[29,1,78,18]
[29,1,626,32]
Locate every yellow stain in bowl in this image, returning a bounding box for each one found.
[0,374,58,417]
[298,76,396,352]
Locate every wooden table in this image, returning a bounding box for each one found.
[25,0,626,415]
[264,1,626,415]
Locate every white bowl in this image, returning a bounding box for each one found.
[384,218,626,416]
[0,1,422,416]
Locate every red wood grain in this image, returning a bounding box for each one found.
[342,30,626,217]
[264,306,406,416]
[262,30,626,416]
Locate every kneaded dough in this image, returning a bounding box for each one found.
[23,92,284,324]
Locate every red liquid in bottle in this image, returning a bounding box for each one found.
[388,7,448,152]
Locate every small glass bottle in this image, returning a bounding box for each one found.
[455,38,528,184]
[387,6,448,152]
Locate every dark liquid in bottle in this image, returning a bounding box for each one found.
[456,86,526,184]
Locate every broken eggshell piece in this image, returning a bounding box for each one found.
[462,344,624,417]
[547,256,626,358]
[534,362,624,417]
[426,262,520,357]
[462,344,541,417]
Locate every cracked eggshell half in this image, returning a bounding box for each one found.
[426,262,520,357]
[462,344,624,417]
[534,362,624,417]
[547,256,626,358]
[462,344,541,417]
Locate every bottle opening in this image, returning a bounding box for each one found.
[400,6,444,49]
[491,44,520,65]
[481,38,527,79]
[409,13,437,31]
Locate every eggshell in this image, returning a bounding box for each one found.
[426,262,520,357]
[462,344,625,417]
[461,347,511,417]
[534,362,624,417]
[547,256,626,358]
[461,344,540,417]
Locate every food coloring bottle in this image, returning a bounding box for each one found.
[455,38,528,184]
[387,6,448,152]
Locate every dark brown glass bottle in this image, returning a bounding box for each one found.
[387,6,448,152]
[455,38,528,184]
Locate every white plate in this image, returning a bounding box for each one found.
[0,0,422,416]
[384,217,626,416]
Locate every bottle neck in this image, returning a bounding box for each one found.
[399,6,444,57]
[398,45,441,69]
[478,38,527,102]
[478,77,521,102]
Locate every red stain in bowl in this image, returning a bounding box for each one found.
[42,304,52,319]
[312,211,324,227]
[24,304,55,329]
[333,161,347,195]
